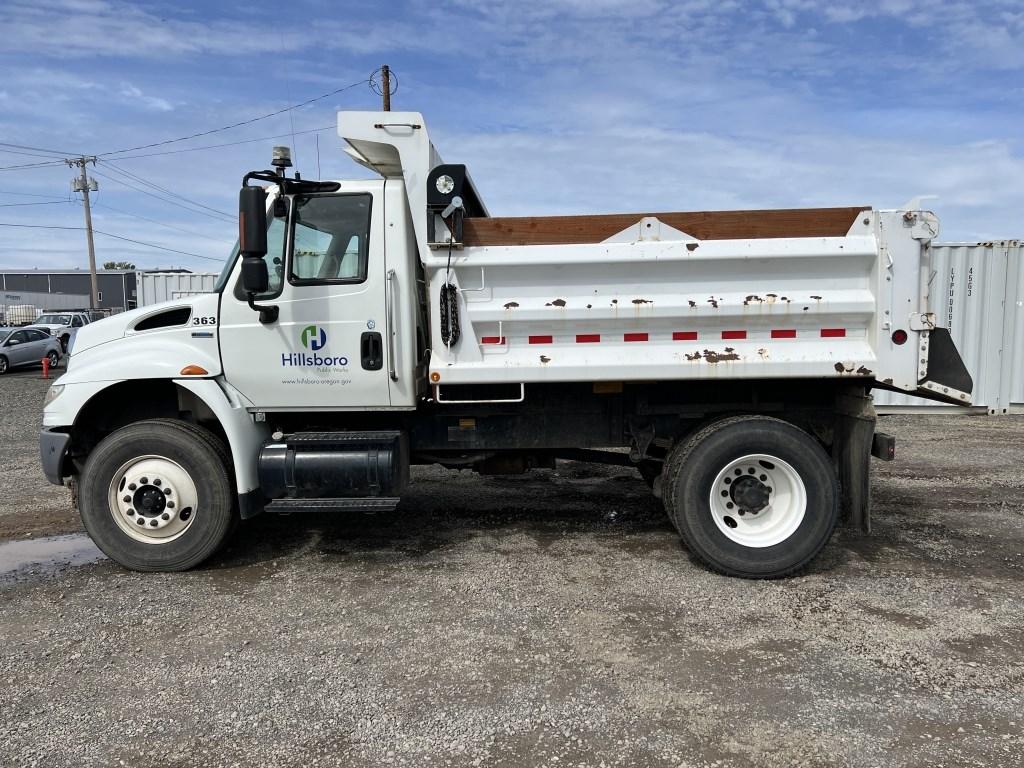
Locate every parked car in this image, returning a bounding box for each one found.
[0,327,61,374]
[28,311,91,352]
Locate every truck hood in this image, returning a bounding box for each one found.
[60,292,223,384]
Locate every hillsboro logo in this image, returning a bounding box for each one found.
[282,324,348,368]
[301,325,327,351]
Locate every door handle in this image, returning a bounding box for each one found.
[386,269,399,381]
[360,331,383,371]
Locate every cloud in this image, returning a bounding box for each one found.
[119,84,173,113]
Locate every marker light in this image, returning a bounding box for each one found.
[435,174,455,195]
[180,365,209,376]
[891,329,908,345]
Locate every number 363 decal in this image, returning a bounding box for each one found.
[192,316,217,326]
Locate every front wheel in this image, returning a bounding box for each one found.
[0,355,7,375]
[79,420,236,571]
[664,415,838,579]
[46,350,59,369]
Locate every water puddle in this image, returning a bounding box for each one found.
[0,533,106,577]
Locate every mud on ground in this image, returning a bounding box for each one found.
[1,369,1022,767]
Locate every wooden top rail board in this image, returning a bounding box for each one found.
[461,206,870,247]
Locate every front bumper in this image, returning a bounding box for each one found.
[40,428,71,485]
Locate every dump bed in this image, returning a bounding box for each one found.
[338,112,971,405]
[423,206,967,401]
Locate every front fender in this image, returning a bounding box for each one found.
[173,378,270,494]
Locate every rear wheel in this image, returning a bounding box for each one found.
[0,355,7,375]
[664,415,838,578]
[79,420,236,571]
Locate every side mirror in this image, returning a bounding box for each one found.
[239,186,270,296]
[241,255,269,294]
[6,338,20,346]
[239,186,268,257]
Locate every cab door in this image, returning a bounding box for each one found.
[218,182,392,410]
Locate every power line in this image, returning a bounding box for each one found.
[106,125,334,160]
[0,200,74,208]
[0,142,82,156]
[0,190,72,200]
[93,229,225,261]
[90,168,235,224]
[0,160,68,172]
[92,201,234,245]
[100,161,234,219]
[0,222,225,261]
[99,78,370,157]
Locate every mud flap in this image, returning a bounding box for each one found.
[833,389,875,533]
[917,327,973,404]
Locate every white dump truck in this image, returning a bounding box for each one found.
[40,111,972,578]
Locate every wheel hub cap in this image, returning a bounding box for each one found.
[710,453,807,548]
[107,455,198,544]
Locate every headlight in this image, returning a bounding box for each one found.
[44,384,64,407]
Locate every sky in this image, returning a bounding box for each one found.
[0,0,1022,273]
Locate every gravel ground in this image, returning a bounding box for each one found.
[1,369,1022,767]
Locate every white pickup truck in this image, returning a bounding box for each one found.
[40,111,972,578]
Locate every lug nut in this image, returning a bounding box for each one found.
[149,520,158,527]
[128,483,137,491]
[161,513,170,521]
[123,495,131,503]
[136,518,146,526]
[166,501,175,509]
[163,488,172,496]
[153,479,162,486]
[140,477,148,484]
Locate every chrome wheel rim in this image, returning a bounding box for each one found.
[709,453,806,548]
[107,455,198,544]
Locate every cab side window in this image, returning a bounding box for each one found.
[71,316,83,327]
[290,194,371,285]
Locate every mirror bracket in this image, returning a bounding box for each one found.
[246,293,279,325]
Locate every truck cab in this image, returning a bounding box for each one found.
[40,111,972,578]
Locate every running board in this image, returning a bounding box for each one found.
[266,497,401,514]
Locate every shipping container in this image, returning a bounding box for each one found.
[874,241,1023,415]
[135,271,218,307]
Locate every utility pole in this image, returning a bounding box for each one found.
[67,156,99,309]
[381,64,391,111]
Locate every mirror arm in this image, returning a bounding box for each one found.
[246,292,279,325]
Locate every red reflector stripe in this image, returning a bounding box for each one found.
[721,330,746,340]
[480,336,506,345]
[623,332,648,342]
[771,329,797,339]
[528,335,553,344]
[673,331,698,341]
[821,328,846,338]
[576,334,601,343]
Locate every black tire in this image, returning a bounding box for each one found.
[46,350,59,370]
[663,415,838,579]
[60,335,69,353]
[0,355,7,375]
[79,419,237,572]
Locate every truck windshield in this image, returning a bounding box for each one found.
[36,315,71,325]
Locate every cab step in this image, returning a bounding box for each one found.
[266,497,401,514]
